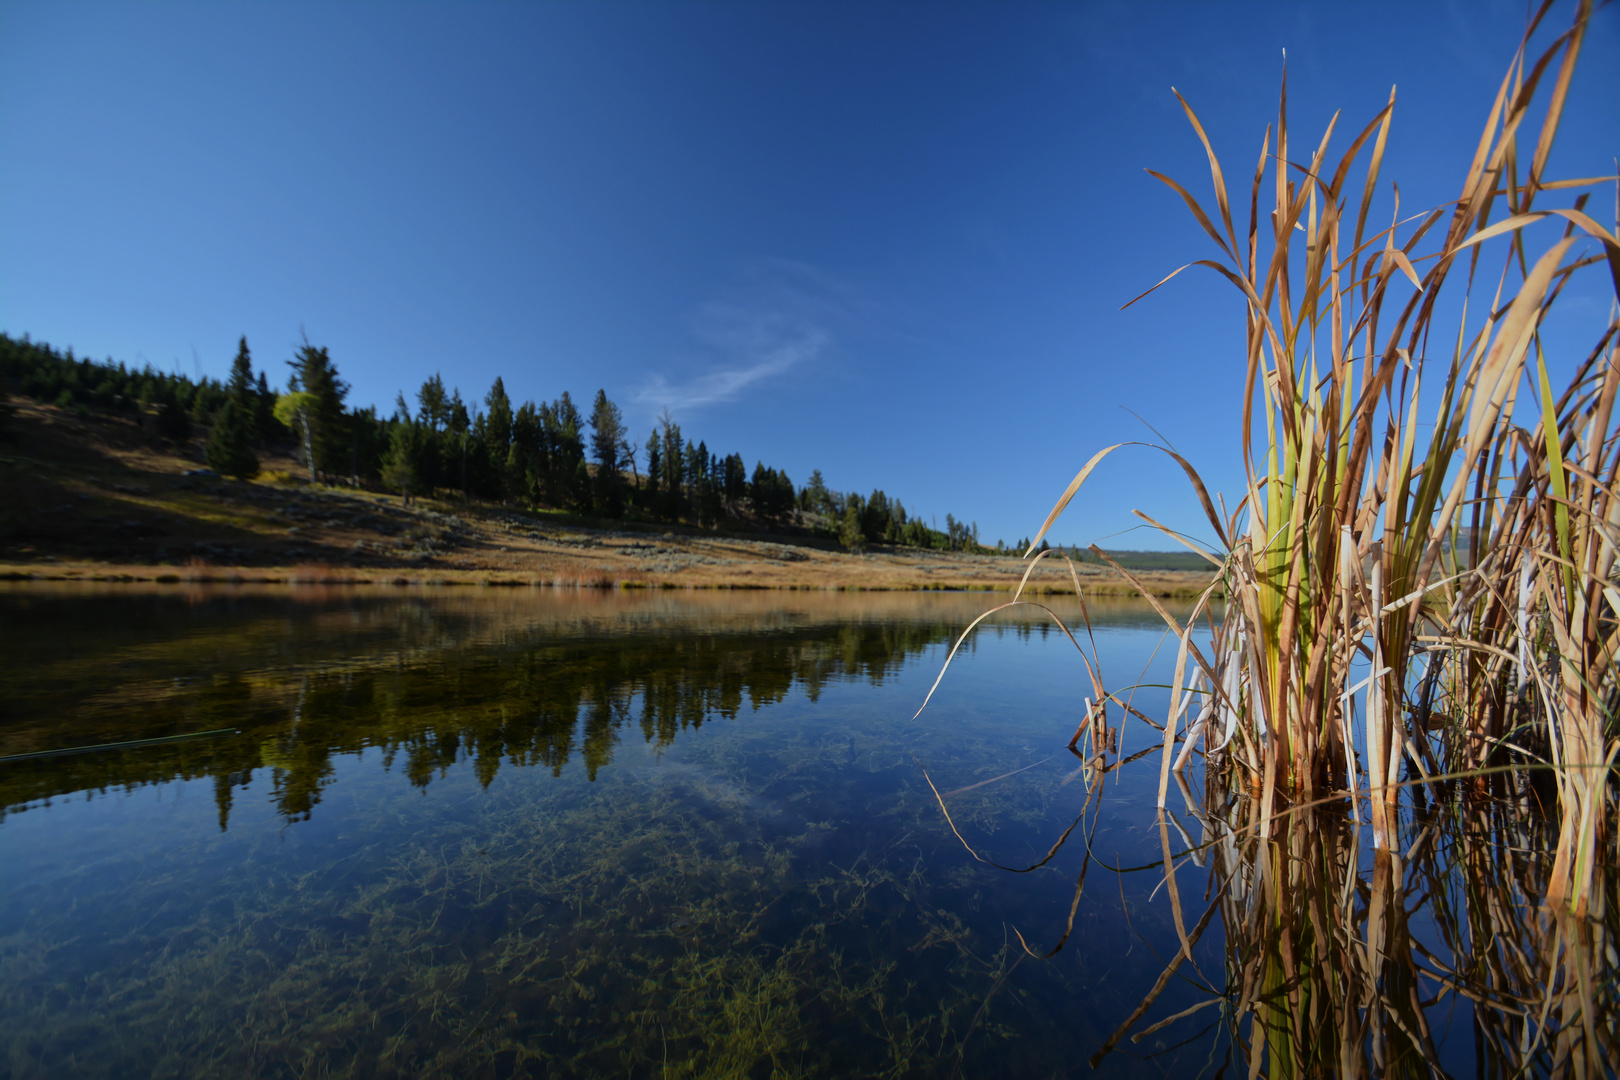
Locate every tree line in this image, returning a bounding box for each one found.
[0,331,1006,552]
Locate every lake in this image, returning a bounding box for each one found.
[0,585,1600,1077]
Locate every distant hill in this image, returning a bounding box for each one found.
[1064,548,1215,572]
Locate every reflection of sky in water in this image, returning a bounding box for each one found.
[0,587,1553,1076]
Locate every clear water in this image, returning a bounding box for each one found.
[0,585,1591,1078]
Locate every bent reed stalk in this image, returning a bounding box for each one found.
[1024,0,1619,913]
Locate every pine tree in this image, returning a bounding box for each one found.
[723,453,748,508]
[253,371,279,444]
[588,390,625,471]
[801,469,834,515]
[588,389,626,517]
[448,389,471,498]
[205,399,260,479]
[750,463,794,523]
[155,382,191,443]
[659,413,684,518]
[226,338,253,398]
[226,337,260,442]
[417,373,448,431]
[644,430,662,513]
[447,389,469,434]
[381,421,419,504]
[546,391,589,510]
[620,435,640,487]
[484,378,514,495]
[506,402,541,503]
[863,489,892,542]
[839,504,865,552]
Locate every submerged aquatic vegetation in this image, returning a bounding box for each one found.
[0,694,1022,1077]
[8,588,1206,1078]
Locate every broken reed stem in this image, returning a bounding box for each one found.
[1368,543,1390,848]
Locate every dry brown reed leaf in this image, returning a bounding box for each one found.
[912,2,1616,1069]
[1025,0,1615,906]
[911,753,1097,877]
[1086,887,1225,1070]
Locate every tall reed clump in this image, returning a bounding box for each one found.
[1028,0,1620,912]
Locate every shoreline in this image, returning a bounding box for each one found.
[0,561,1210,596]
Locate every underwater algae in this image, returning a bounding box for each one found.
[3,724,1029,1077]
[1,587,1173,1079]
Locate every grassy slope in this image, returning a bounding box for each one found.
[0,400,1212,596]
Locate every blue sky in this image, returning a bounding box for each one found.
[2,1,1615,550]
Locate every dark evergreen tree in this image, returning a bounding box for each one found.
[508,401,543,503]
[862,489,891,543]
[751,463,794,523]
[447,389,469,434]
[446,387,472,496]
[227,340,252,394]
[226,337,257,436]
[800,469,834,516]
[644,430,662,514]
[685,442,721,526]
[349,405,389,484]
[417,373,448,431]
[682,442,706,524]
[589,389,626,517]
[532,392,587,510]
[484,377,514,495]
[187,378,228,425]
[463,416,502,500]
[722,453,748,509]
[619,435,640,490]
[659,414,684,519]
[381,420,419,504]
[155,382,192,443]
[204,399,260,479]
[839,504,865,552]
[253,371,281,445]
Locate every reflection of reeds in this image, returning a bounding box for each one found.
[1022,0,1617,911]
[1192,791,1442,1077]
[1419,797,1618,1073]
[1104,781,1619,1074]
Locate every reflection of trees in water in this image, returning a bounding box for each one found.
[2,616,961,830]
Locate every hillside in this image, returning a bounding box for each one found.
[0,399,1213,596]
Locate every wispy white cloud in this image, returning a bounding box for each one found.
[633,261,841,416]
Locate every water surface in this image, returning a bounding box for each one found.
[0,585,1581,1077]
